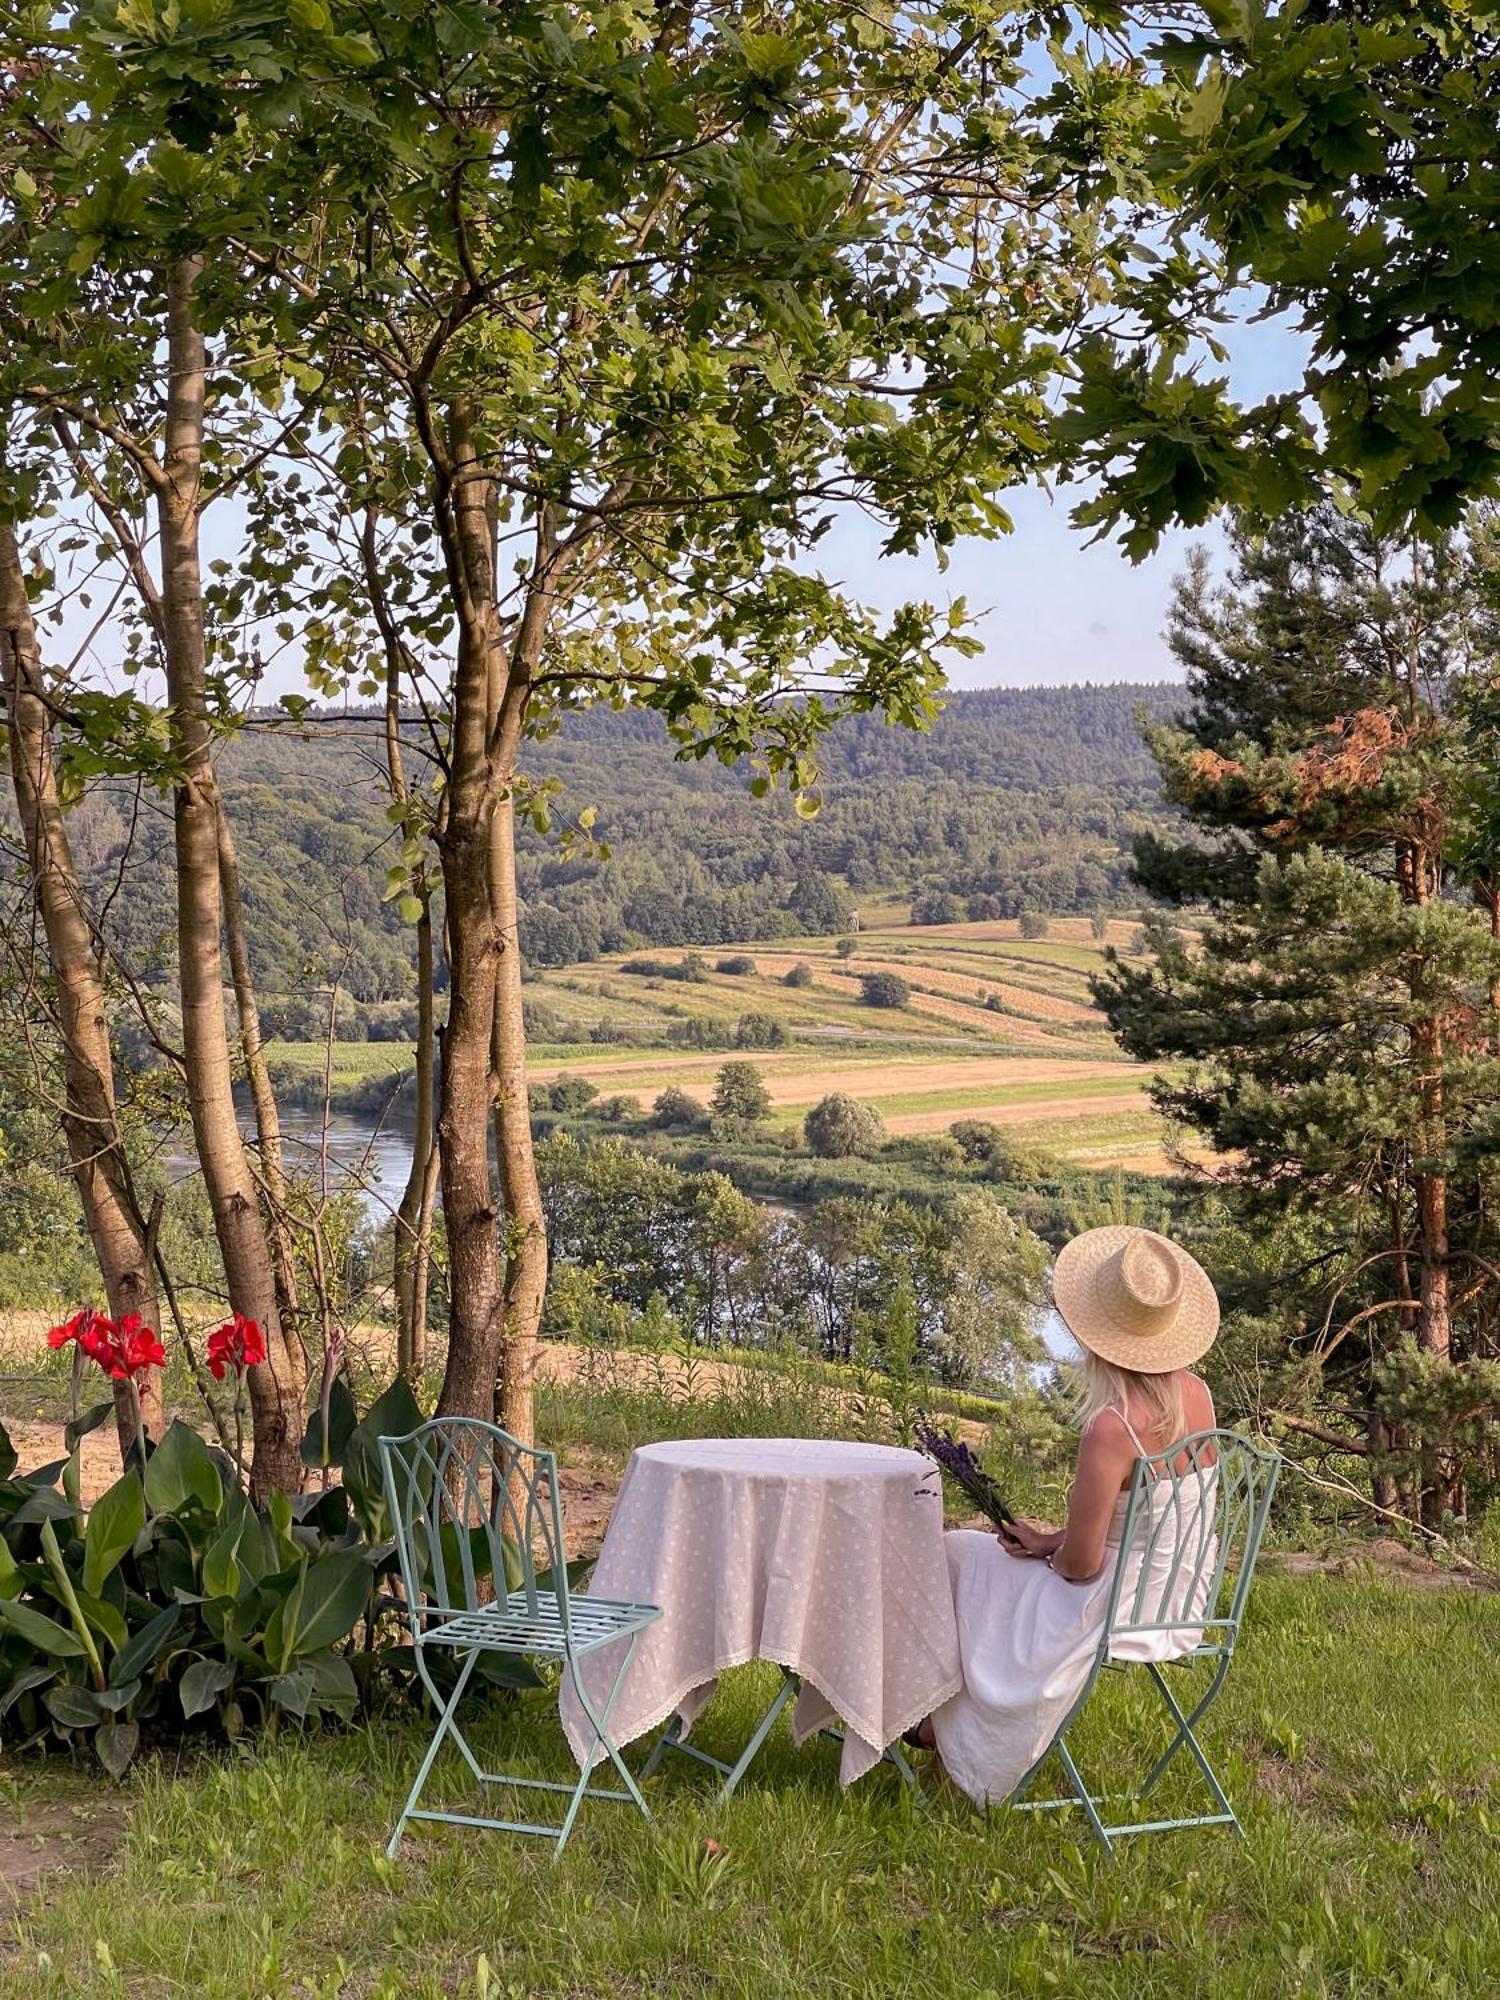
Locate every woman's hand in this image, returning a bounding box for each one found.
[996,1517,1061,1560]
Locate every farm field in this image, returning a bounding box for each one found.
[547,916,1184,1170]
[266,916,1191,1170]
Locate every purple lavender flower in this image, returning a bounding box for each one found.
[913,1416,1016,1528]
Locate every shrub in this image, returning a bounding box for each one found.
[589,1017,625,1044]
[1017,911,1049,939]
[783,961,814,988]
[911,889,962,925]
[1089,909,1111,942]
[834,937,857,960]
[665,1018,728,1050]
[710,1060,773,1131]
[804,1092,886,1157]
[650,1086,708,1131]
[716,955,757,976]
[546,1075,600,1114]
[0,1379,517,1776]
[593,1094,641,1122]
[734,1012,788,1050]
[951,1118,1005,1163]
[984,992,1006,1013]
[859,970,909,1008]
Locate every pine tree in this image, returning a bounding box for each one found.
[1098,509,1500,1525]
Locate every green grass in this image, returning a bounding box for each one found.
[4,1577,1497,1998]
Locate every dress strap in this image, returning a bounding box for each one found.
[1106,1404,1155,1465]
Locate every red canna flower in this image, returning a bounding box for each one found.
[206,1310,266,1381]
[47,1307,164,1379]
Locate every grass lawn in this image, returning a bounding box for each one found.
[3,1575,1496,1998]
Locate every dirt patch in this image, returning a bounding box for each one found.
[1264,1537,1497,1593]
[0,1792,127,1916]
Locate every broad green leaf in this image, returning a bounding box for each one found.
[341,1377,423,1535]
[65,1400,116,1452]
[45,1682,107,1729]
[96,1720,140,1779]
[0,1421,15,1481]
[144,1423,223,1519]
[264,1550,371,1668]
[0,1595,88,1657]
[84,1473,146,1597]
[299,1374,358,1469]
[0,1535,21,1601]
[109,1602,181,1686]
[74,1589,128,1656]
[268,1666,316,1717]
[178,1657,235,1719]
[0,1664,56,1716]
[201,1516,247,1602]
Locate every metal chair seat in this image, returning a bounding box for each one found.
[416,1592,660,1656]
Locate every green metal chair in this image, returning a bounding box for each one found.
[379,1416,661,1859]
[1012,1427,1282,1853]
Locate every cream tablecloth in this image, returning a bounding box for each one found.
[559,1437,962,1786]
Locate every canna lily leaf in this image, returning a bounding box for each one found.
[109,1601,182,1686]
[264,1549,371,1669]
[96,1720,140,1779]
[84,1472,147,1597]
[144,1423,223,1520]
[0,1595,88,1657]
[178,1656,235,1719]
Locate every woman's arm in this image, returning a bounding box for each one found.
[1049,1416,1138,1582]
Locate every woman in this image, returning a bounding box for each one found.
[921,1224,1221,1807]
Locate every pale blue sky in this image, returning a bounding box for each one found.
[830,305,1313,691]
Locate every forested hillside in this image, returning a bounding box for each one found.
[67,683,1176,1023]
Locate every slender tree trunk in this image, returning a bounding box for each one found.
[217,806,304,1352]
[429,407,552,1441]
[1,520,163,1458]
[395,900,439,1378]
[490,788,547,1444]
[366,515,441,1382]
[158,256,305,1499]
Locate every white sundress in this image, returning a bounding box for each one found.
[931,1413,1219,1808]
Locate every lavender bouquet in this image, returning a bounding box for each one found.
[913,1417,1016,1529]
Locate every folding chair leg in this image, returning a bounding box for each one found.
[1140,1661,1241,1835]
[1054,1735,1114,1855]
[641,1669,798,1801]
[388,1646,481,1858]
[557,1634,650,1856]
[1136,1656,1230,1804]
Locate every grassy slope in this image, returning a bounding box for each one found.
[2,1355,1496,1997]
[3,1575,1495,1998]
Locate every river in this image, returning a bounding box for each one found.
[188,1104,1077,1363]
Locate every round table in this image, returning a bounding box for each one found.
[559,1436,962,1788]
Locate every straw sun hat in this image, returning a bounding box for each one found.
[1052,1225,1219,1374]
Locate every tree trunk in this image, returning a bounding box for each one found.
[1,520,163,1458]
[490,789,548,1445]
[217,805,304,1352]
[158,256,305,1499]
[395,898,439,1378]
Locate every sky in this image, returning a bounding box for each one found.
[818,306,1314,692]
[819,491,1221,691]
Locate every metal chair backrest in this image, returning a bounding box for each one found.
[1101,1428,1281,1660]
[379,1417,571,1635]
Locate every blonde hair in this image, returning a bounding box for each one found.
[1073,1351,1187,1453]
